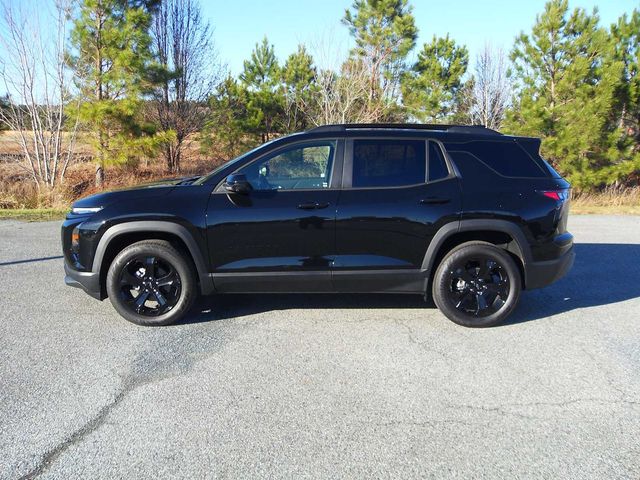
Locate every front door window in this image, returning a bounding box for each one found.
[238,142,336,191]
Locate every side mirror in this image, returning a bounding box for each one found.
[223,173,252,194]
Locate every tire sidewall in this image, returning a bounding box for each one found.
[432,243,521,328]
[106,242,196,326]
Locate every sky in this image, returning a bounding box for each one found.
[203,0,639,75]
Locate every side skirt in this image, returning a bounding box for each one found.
[210,269,426,294]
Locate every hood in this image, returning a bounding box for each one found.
[71,176,198,210]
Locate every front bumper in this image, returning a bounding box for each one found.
[525,244,575,290]
[64,262,103,300]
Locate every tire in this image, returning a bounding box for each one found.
[432,241,521,327]
[106,240,197,326]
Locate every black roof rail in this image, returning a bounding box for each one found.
[307,123,501,135]
[447,125,502,135]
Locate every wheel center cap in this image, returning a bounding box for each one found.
[470,280,487,291]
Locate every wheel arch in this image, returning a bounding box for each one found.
[92,221,214,298]
[423,220,532,289]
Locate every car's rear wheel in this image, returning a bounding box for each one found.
[432,242,521,327]
[106,240,197,326]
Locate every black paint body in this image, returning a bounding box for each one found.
[62,126,574,300]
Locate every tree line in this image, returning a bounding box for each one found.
[0,0,638,191]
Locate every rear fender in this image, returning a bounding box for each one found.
[422,219,533,285]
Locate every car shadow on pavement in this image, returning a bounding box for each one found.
[186,292,429,325]
[0,255,63,267]
[504,242,640,325]
[183,243,640,327]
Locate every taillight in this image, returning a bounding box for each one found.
[538,190,569,201]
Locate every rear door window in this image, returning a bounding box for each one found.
[352,139,426,188]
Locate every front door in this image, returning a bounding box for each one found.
[206,139,343,292]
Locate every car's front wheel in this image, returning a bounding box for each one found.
[432,242,521,327]
[106,240,197,326]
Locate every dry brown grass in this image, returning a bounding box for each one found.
[0,134,228,209]
[0,175,70,209]
[0,130,93,155]
[571,186,640,215]
[1,131,639,215]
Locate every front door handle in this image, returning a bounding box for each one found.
[297,202,330,210]
[420,197,450,205]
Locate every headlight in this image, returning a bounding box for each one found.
[71,206,103,215]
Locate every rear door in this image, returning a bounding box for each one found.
[333,137,461,293]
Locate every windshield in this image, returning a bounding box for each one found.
[193,141,275,185]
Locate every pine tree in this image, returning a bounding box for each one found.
[69,0,170,187]
[343,0,417,114]
[504,0,627,189]
[204,76,261,157]
[607,9,640,184]
[282,45,316,132]
[240,37,285,142]
[400,35,469,122]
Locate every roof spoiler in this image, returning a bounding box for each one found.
[515,137,542,157]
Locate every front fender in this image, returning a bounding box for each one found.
[91,220,214,296]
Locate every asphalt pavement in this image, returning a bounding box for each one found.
[0,215,639,479]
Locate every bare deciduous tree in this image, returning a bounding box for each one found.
[302,31,390,125]
[0,0,78,188]
[304,62,374,125]
[466,44,511,130]
[151,0,223,173]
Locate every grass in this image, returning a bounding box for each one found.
[570,204,640,215]
[571,186,640,215]
[0,208,68,221]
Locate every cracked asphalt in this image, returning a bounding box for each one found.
[0,215,639,479]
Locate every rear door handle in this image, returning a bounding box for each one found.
[297,202,330,210]
[297,202,317,210]
[420,197,451,205]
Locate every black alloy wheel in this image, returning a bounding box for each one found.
[106,240,197,326]
[446,255,509,317]
[432,242,521,327]
[118,255,182,317]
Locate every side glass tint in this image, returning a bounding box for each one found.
[352,139,426,188]
[447,140,546,178]
[238,142,336,191]
[428,141,449,181]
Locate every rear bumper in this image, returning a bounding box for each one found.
[64,262,103,300]
[525,244,575,290]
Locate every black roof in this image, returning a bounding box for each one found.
[307,123,502,136]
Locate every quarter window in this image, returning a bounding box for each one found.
[446,140,546,178]
[428,141,449,181]
[238,142,335,190]
[352,139,426,188]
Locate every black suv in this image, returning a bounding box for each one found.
[62,124,574,327]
